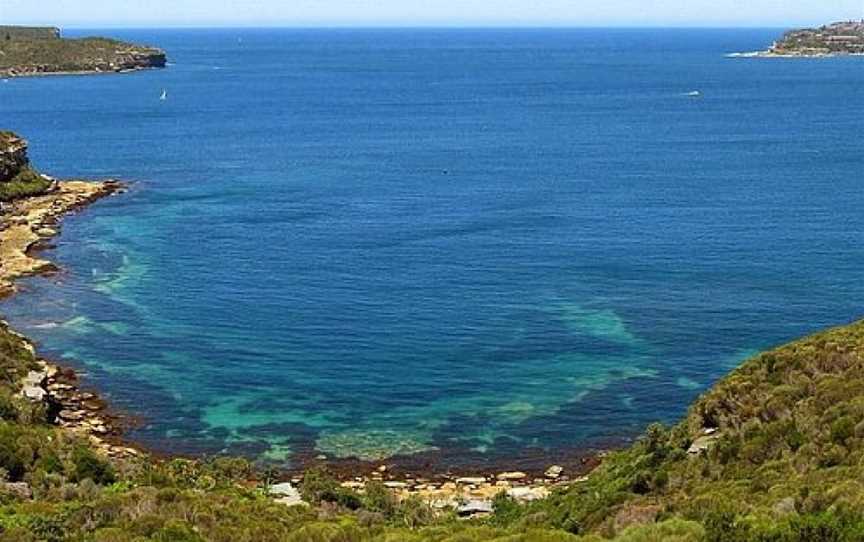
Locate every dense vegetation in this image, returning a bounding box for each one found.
[3,309,864,539]
[0,168,53,202]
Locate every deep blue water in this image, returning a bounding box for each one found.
[2,28,864,468]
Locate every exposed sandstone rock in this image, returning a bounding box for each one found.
[507,486,550,502]
[687,429,721,455]
[496,471,527,481]
[457,499,494,517]
[455,476,487,485]
[545,465,564,478]
[20,369,47,401]
[270,482,306,507]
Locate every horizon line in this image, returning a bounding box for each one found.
[7,23,809,30]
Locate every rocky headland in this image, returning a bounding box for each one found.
[733,20,864,58]
[0,132,123,296]
[0,25,166,77]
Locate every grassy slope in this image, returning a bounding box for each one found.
[2,307,864,539]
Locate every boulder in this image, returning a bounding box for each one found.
[455,476,486,485]
[688,434,720,455]
[58,409,85,421]
[21,385,46,401]
[457,499,494,517]
[270,482,305,507]
[20,369,48,401]
[496,471,527,481]
[545,465,564,478]
[507,486,549,502]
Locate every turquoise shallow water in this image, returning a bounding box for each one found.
[2,28,864,468]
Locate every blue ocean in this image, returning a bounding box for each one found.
[2,28,863,469]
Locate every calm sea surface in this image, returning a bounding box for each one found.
[2,29,863,468]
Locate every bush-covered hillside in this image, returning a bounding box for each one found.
[501,320,864,540]
[3,311,864,540]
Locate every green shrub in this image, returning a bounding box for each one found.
[831,417,856,445]
[152,520,204,542]
[71,445,115,485]
[0,390,19,422]
[0,167,52,202]
[299,467,361,509]
[361,480,397,516]
[615,519,704,542]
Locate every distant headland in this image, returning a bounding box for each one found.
[731,20,864,58]
[0,25,166,77]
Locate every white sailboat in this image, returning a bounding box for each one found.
[160,89,168,101]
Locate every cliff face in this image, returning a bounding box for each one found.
[0,132,29,183]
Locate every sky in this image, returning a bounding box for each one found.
[1,0,862,28]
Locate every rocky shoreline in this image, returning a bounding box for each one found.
[2,65,166,79]
[0,178,124,296]
[728,50,864,59]
[0,174,137,459]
